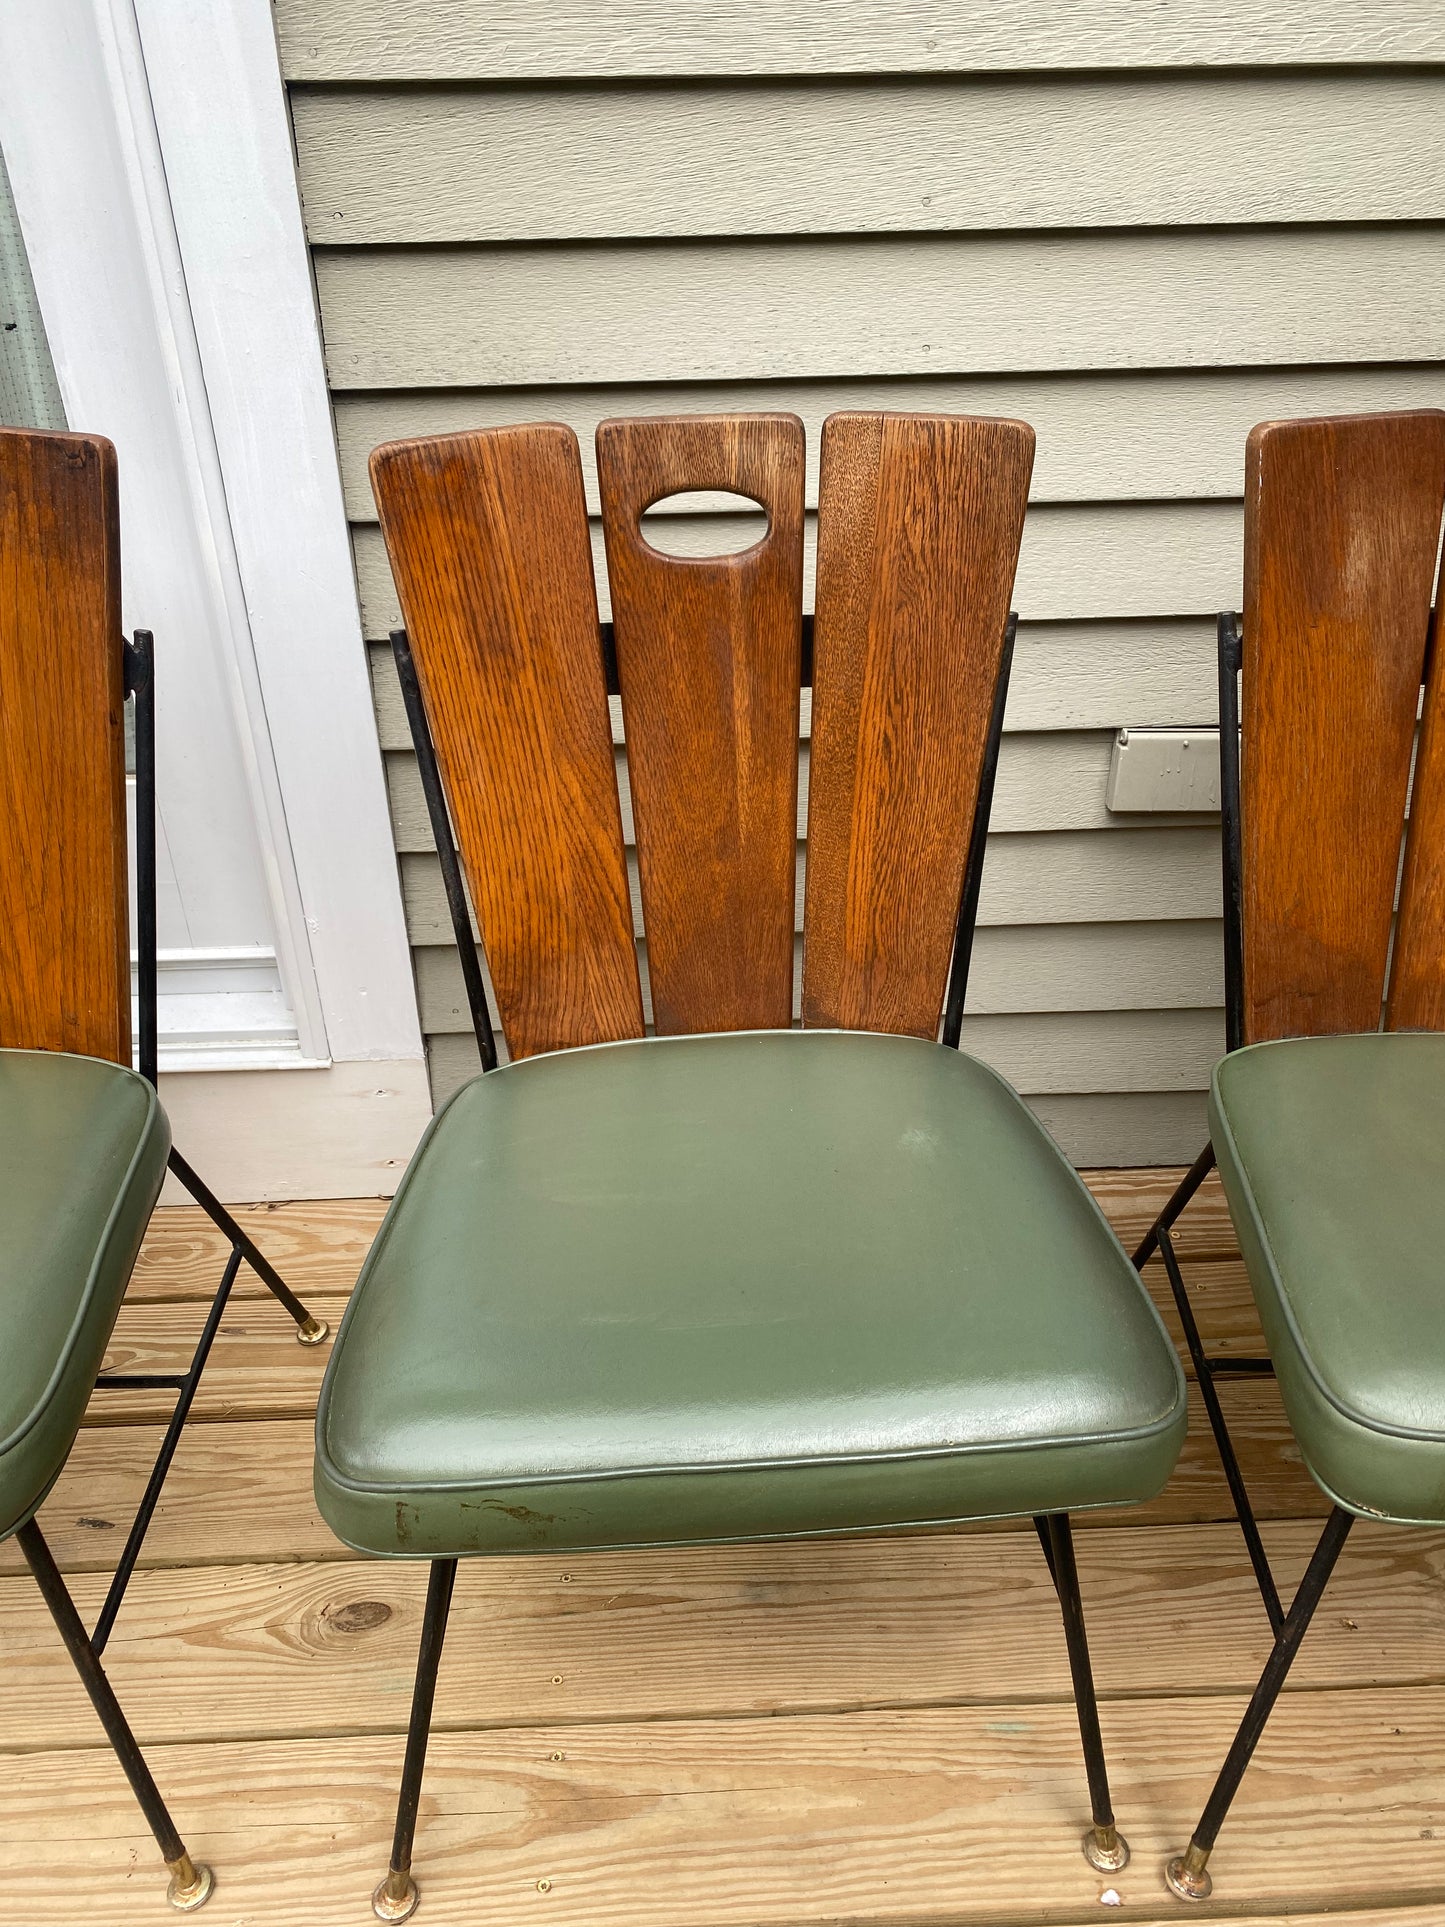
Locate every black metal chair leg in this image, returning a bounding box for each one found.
[1166,1505,1354,1901]
[374,1558,458,1923]
[1043,1514,1130,1875]
[1032,1513,1059,1591]
[166,1147,329,1345]
[18,1518,214,1912]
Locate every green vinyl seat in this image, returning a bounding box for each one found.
[315,1030,1187,1558]
[0,1049,171,1541]
[1211,1031,1445,1527]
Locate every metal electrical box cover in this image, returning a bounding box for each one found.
[1105,728,1221,813]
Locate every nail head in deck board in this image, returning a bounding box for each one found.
[0,430,129,1062]
[1241,410,1445,1042]
[598,414,803,1033]
[370,425,643,1058]
[803,412,1033,1034]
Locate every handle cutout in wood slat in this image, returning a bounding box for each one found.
[0,429,129,1062]
[1241,409,1445,1043]
[803,412,1034,1038]
[640,490,769,556]
[370,423,643,1060]
[598,413,804,1035]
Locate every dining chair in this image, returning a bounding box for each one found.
[0,425,332,1906]
[1126,409,1445,1900]
[318,410,1189,1922]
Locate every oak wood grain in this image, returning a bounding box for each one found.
[802,412,1034,1033]
[1241,410,1445,1041]
[1387,591,1445,1028]
[0,429,129,1061]
[598,414,803,1032]
[370,425,643,1058]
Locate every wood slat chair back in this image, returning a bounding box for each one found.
[803,412,1034,1035]
[0,428,130,1064]
[371,425,643,1061]
[597,414,804,1035]
[371,413,1033,1061]
[1241,411,1445,1044]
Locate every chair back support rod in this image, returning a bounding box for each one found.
[941,612,1018,1049]
[390,627,498,1070]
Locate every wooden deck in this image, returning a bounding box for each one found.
[4,1171,1445,1925]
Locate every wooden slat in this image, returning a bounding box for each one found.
[293,75,1445,245]
[275,0,1445,80]
[5,1521,1434,1751]
[370,620,1224,745]
[1387,595,1445,1028]
[1242,412,1445,1042]
[0,429,128,1061]
[315,228,1445,390]
[370,426,643,1058]
[353,501,1247,636]
[9,1688,1445,1923]
[598,415,803,1032]
[803,413,1033,1033]
[337,372,1445,518]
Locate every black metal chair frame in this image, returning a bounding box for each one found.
[1135,610,1377,1901]
[369,614,1138,1925]
[13,625,330,1910]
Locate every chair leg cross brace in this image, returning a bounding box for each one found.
[18,1518,213,1911]
[1133,1147,1285,1635]
[1166,1505,1354,1900]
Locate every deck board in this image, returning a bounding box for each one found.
[3,1521,1443,1752]
[5,1694,1445,1924]
[5,1178,1424,1925]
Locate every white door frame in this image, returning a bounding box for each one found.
[0,0,430,1198]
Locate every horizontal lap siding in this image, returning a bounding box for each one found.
[278,14,1445,1159]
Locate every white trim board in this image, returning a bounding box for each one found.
[0,0,428,1195]
[131,0,424,1069]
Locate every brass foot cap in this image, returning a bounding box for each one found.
[297,1316,331,1347]
[372,1873,419,1923]
[166,1861,214,1912]
[1084,1828,1130,1874]
[1165,1853,1213,1902]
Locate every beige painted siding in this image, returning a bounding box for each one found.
[278,4,1445,1160]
